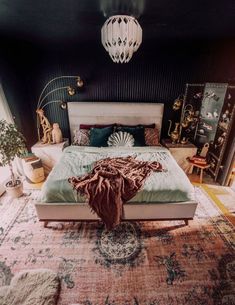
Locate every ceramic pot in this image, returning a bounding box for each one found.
[5,179,23,198]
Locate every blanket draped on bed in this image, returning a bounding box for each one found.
[68,156,163,229]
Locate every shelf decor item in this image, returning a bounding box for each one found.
[172,95,183,111]
[168,121,180,144]
[0,120,27,198]
[101,15,142,63]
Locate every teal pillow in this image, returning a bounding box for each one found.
[117,126,146,146]
[90,126,114,147]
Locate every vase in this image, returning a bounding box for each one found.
[168,121,180,144]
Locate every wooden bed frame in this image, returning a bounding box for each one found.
[35,102,198,227]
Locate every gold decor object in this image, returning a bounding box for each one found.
[181,104,194,128]
[168,121,180,144]
[36,109,52,144]
[172,96,183,111]
[180,137,188,145]
[67,86,76,96]
[76,76,84,88]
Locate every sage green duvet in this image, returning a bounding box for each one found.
[41,146,194,203]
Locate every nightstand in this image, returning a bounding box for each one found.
[31,139,69,174]
[161,139,198,172]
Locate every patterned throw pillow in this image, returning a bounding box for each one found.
[73,129,90,146]
[145,127,159,146]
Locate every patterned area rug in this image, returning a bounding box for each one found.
[0,187,234,305]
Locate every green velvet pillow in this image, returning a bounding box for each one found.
[90,126,114,147]
[116,126,146,146]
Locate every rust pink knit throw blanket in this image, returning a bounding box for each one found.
[68,156,163,230]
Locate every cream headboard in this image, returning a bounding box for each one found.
[68,102,164,140]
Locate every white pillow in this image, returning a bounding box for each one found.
[107,131,134,147]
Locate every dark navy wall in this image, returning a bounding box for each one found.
[1,39,235,147]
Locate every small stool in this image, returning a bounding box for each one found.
[186,160,210,183]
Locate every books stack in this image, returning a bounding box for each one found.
[188,155,208,165]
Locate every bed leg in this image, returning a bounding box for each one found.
[44,221,49,228]
[184,219,189,226]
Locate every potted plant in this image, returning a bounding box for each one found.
[0,119,27,198]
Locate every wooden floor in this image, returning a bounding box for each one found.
[187,171,218,185]
[187,168,235,224]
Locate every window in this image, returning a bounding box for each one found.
[0,83,13,195]
[0,84,13,122]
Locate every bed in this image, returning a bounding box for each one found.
[35,102,198,227]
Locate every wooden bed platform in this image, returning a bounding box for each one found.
[35,200,198,227]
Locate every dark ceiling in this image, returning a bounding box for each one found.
[0,0,235,47]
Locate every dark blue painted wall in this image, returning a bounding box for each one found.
[1,39,235,148]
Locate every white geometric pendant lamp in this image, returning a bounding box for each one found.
[101,15,142,63]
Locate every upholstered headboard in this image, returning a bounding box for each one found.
[68,102,164,140]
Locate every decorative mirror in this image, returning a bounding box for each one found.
[181,83,228,148]
[195,83,228,146]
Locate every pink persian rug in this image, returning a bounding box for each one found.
[0,187,234,305]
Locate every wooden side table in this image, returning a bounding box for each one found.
[186,161,210,183]
[161,139,198,173]
[31,139,69,174]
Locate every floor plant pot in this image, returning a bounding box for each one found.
[4,179,23,198]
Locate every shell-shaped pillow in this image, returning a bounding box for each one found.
[107,131,134,147]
